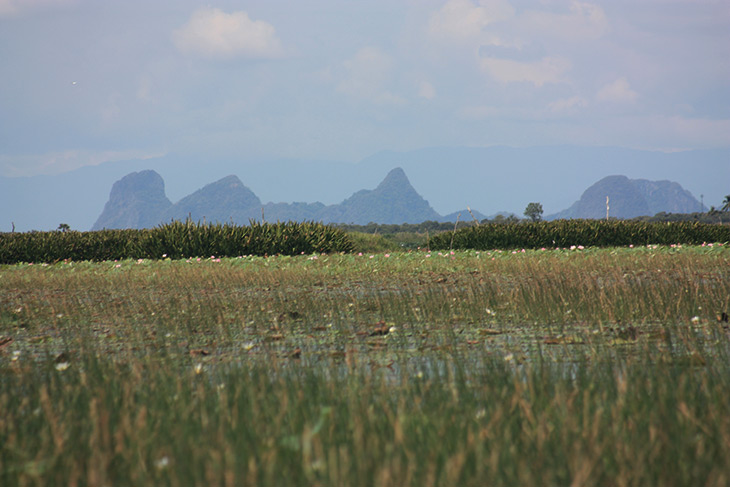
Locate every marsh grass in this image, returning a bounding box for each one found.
[1,245,730,485]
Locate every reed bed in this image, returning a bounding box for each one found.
[429,220,730,251]
[1,245,729,486]
[0,220,354,264]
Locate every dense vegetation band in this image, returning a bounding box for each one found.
[428,220,730,251]
[0,220,354,264]
[1,219,728,264]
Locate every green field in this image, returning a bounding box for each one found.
[2,244,730,486]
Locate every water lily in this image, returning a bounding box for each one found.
[55,361,70,371]
[155,456,170,469]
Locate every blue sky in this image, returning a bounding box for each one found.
[1,0,728,177]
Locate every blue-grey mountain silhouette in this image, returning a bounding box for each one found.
[92,170,171,230]
[93,167,442,228]
[549,175,703,220]
[161,175,261,224]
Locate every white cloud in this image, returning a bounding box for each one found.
[480,56,570,86]
[172,8,283,60]
[428,0,514,45]
[336,47,405,105]
[136,76,153,102]
[458,105,500,120]
[100,92,122,125]
[548,95,589,113]
[418,81,436,100]
[0,0,76,18]
[425,1,608,90]
[597,77,638,103]
[521,1,608,41]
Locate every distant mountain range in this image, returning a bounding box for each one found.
[92,167,704,229]
[549,175,703,220]
[2,145,725,232]
[93,168,450,229]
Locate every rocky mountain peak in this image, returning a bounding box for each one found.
[375,167,410,192]
[549,175,702,219]
[92,170,172,230]
[160,175,262,224]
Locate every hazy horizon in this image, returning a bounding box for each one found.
[1,1,728,231]
[2,144,728,233]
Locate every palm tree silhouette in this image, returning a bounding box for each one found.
[708,206,722,224]
[722,195,730,213]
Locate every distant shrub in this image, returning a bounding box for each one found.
[0,221,353,264]
[428,220,730,250]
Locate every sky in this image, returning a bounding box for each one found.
[1,0,729,178]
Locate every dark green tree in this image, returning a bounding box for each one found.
[709,206,722,224]
[57,223,70,232]
[721,195,730,212]
[523,202,543,222]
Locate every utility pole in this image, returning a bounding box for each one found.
[606,196,610,221]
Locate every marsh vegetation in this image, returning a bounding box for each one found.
[1,245,729,485]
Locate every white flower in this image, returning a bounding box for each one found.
[155,456,170,469]
[55,361,70,371]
